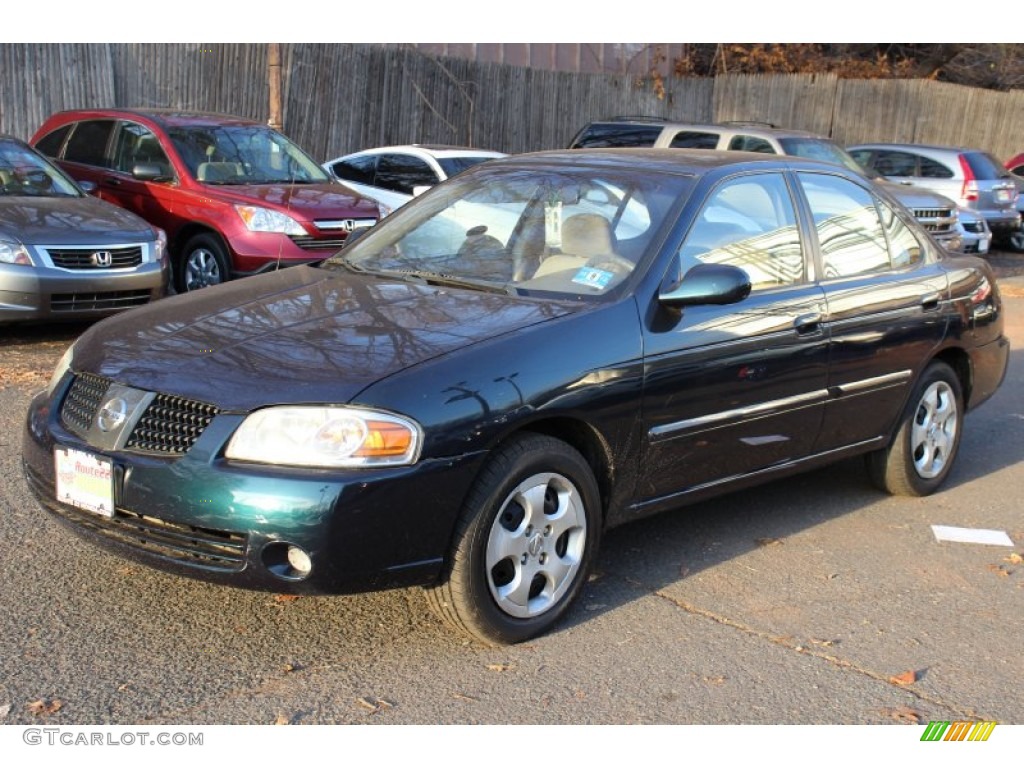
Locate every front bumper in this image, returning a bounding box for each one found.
[23,386,485,594]
[0,259,167,323]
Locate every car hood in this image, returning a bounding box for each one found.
[878,181,955,210]
[73,266,576,411]
[0,195,155,244]
[196,182,380,220]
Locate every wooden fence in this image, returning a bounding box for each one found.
[1,43,1022,163]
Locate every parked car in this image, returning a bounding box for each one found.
[1002,152,1024,251]
[569,118,966,253]
[323,144,507,213]
[0,134,167,323]
[955,206,993,255]
[30,109,380,293]
[24,149,1008,645]
[848,142,1021,248]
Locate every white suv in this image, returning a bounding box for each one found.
[569,119,967,252]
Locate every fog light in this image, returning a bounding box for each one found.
[287,545,312,576]
[261,541,313,581]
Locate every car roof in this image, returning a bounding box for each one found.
[45,108,264,130]
[496,147,855,176]
[337,144,506,159]
[582,118,826,141]
[847,142,984,155]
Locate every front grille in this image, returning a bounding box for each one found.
[47,246,143,270]
[51,290,151,312]
[60,373,111,434]
[922,223,953,233]
[912,208,954,220]
[125,393,220,455]
[59,374,219,456]
[962,222,984,233]
[288,235,349,252]
[24,463,247,572]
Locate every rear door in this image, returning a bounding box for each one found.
[637,170,828,512]
[795,171,950,452]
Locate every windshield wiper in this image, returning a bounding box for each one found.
[400,270,517,295]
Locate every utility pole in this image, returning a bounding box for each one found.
[268,43,283,131]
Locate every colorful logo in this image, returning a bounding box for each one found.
[921,721,997,741]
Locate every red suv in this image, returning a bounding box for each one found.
[31,109,380,292]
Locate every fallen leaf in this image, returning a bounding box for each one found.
[809,638,838,648]
[486,663,513,672]
[0,703,10,719]
[116,683,131,692]
[755,537,783,547]
[986,564,1011,578]
[26,699,62,716]
[890,670,917,686]
[452,692,478,702]
[703,675,727,685]
[274,713,290,725]
[282,663,303,673]
[356,697,394,713]
[273,594,300,603]
[1004,553,1023,565]
[883,706,921,724]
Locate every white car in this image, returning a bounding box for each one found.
[323,144,506,214]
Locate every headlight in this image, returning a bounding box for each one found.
[225,406,422,468]
[234,205,306,236]
[153,228,168,263]
[46,344,74,396]
[0,237,33,266]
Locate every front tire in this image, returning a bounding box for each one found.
[176,233,230,293]
[867,361,964,496]
[425,434,602,645]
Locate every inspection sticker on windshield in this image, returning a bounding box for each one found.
[572,267,614,290]
[55,447,114,518]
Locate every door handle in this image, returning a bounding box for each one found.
[794,313,822,334]
[103,176,122,187]
[921,292,941,311]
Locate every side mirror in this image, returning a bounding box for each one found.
[77,179,98,194]
[659,263,751,308]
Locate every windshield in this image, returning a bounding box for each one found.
[168,124,331,185]
[779,138,868,175]
[0,140,81,197]
[323,162,691,300]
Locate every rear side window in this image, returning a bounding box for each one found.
[34,125,71,158]
[668,131,719,149]
[918,156,954,178]
[63,120,115,168]
[962,151,1011,180]
[570,124,663,149]
[329,156,376,185]
[799,173,892,278]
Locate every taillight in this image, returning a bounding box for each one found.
[959,155,978,202]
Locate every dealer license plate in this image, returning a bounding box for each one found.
[54,447,114,518]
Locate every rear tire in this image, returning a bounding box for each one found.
[866,361,963,497]
[425,433,602,645]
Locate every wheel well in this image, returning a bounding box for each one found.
[170,224,227,259]
[505,418,615,522]
[933,347,972,404]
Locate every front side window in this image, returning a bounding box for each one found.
[63,120,115,168]
[113,122,172,176]
[676,172,803,289]
[798,173,891,278]
[728,135,775,154]
[375,154,438,194]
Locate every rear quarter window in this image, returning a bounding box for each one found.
[963,152,1011,180]
[34,125,71,158]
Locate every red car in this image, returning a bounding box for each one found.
[31,109,380,292]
